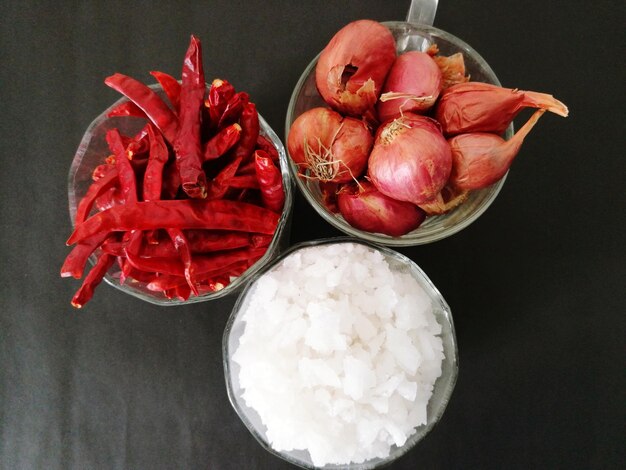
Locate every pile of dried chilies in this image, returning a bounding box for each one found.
[62,35,285,307]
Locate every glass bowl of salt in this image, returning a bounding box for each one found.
[223,238,458,469]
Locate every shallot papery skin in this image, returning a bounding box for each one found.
[368,113,452,205]
[435,81,568,135]
[316,20,396,117]
[338,181,426,236]
[287,107,372,183]
[433,53,469,89]
[449,109,545,190]
[418,184,469,216]
[377,51,443,122]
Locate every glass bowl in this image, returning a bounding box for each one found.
[285,22,513,246]
[223,237,458,469]
[67,84,294,306]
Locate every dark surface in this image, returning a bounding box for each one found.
[1,1,624,469]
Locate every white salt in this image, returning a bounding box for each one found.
[232,242,445,466]
[342,355,376,400]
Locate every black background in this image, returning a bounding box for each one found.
[1,1,624,469]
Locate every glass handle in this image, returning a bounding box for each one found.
[406,0,438,26]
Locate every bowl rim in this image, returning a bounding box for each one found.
[67,83,294,306]
[284,21,512,247]
[222,236,459,469]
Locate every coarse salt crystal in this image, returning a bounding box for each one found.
[385,325,422,375]
[343,355,377,400]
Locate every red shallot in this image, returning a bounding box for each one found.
[435,82,568,135]
[338,181,426,237]
[287,107,372,183]
[448,109,545,190]
[315,19,396,117]
[377,51,442,122]
[368,113,452,205]
[418,184,469,216]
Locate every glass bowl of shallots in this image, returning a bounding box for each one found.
[285,20,568,246]
[63,35,293,307]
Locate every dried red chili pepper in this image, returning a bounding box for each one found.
[232,102,260,163]
[163,288,176,300]
[107,101,147,119]
[192,246,267,276]
[254,150,285,213]
[106,129,138,204]
[123,229,181,276]
[172,283,191,301]
[234,159,256,176]
[206,156,242,200]
[198,276,231,293]
[125,230,254,258]
[203,123,242,161]
[127,124,151,160]
[67,199,280,245]
[131,245,265,280]
[150,71,181,112]
[125,253,183,277]
[75,165,118,224]
[138,126,197,292]
[166,228,197,295]
[185,230,252,253]
[223,261,250,277]
[234,188,251,202]
[92,162,114,180]
[104,73,179,143]
[143,124,169,201]
[226,174,260,190]
[147,258,244,291]
[256,134,279,162]
[70,253,115,308]
[116,256,129,284]
[100,238,125,257]
[162,162,181,199]
[95,186,124,212]
[60,231,111,279]
[218,91,249,128]
[174,35,208,199]
[120,263,156,284]
[206,78,236,127]
[146,274,189,291]
[251,233,273,248]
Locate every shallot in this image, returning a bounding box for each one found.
[449,109,545,190]
[316,20,396,117]
[368,113,452,205]
[418,184,469,216]
[337,181,426,236]
[435,82,569,135]
[377,51,442,122]
[287,107,372,183]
